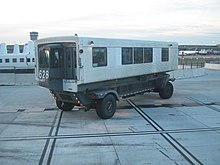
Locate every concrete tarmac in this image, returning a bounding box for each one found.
[0,69,220,165]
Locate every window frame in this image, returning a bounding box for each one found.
[161,48,169,62]
[144,48,153,63]
[5,58,10,63]
[12,58,17,63]
[122,47,133,65]
[20,58,25,63]
[134,48,144,64]
[92,47,107,67]
[27,58,31,63]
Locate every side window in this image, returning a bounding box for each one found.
[122,47,133,65]
[144,48,153,63]
[162,48,169,62]
[92,47,107,67]
[134,48,143,64]
[20,58,25,63]
[13,58,17,63]
[5,58,10,63]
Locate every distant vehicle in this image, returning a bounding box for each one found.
[35,36,178,119]
[198,49,208,55]
[179,50,199,56]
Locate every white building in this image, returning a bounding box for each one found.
[0,32,38,69]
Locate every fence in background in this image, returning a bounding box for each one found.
[178,61,205,69]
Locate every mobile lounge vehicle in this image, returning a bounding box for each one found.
[35,36,178,119]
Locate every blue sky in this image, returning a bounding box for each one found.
[1,0,220,44]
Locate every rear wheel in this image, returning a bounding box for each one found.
[159,82,174,99]
[56,101,75,111]
[96,94,117,119]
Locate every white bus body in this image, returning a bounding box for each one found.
[35,36,178,119]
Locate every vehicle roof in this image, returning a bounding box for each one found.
[35,36,178,48]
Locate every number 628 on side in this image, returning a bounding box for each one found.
[38,70,49,80]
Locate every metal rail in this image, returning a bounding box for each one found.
[186,96,220,113]
[126,99,203,165]
[38,110,63,165]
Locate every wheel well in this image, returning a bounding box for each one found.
[106,92,119,101]
[91,90,119,101]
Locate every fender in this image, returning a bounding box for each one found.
[90,89,119,100]
[154,74,170,89]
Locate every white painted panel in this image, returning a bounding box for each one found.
[63,79,78,92]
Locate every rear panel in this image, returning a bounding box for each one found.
[36,42,78,91]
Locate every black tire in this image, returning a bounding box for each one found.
[96,94,117,119]
[56,101,75,111]
[159,82,174,99]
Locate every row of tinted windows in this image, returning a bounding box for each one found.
[122,47,153,65]
[92,47,169,67]
[0,58,35,63]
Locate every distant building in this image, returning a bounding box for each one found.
[0,32,37,69]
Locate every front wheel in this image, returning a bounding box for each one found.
[56,101,75,111]
[159,82,174,99]
[96,94,117,119]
